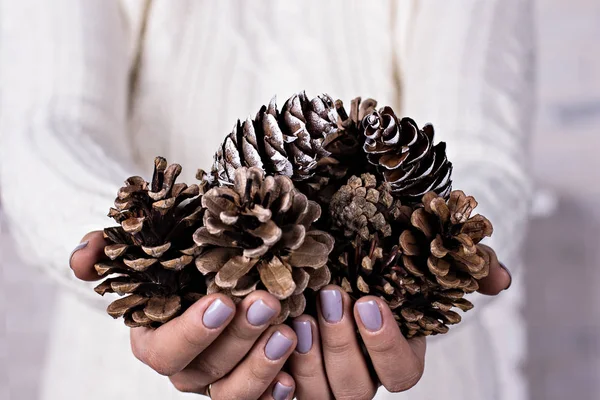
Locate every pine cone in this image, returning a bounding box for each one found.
[362,107,453,203]
[399,190,493,292]
[331,181,493,337]
[335,238,475,337]
[323,97,378,158]
[94,157,206,328]
[210,92,339,188]
[193,166,334,323]
[329,173,411,241]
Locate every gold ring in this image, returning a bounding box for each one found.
[204,384,212,398]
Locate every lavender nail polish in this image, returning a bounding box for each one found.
[265,331,293,360]
[320,289,343,323]
[357,300,382,331]
[272,382,293,400]
[203,299,234,329]
[292,320,312,354]
[247,300,277,326]
[69,241,89,269]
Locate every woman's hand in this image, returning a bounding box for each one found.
[70,231,297,400]
[287,246,512,400]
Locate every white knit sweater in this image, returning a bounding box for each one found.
[0,0,534,399]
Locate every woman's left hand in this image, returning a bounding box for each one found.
[287,246,511,400]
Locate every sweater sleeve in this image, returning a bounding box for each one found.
[0,0,139,307]
[395,0,535,279]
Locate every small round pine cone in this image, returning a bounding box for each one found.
[329,173,411,241]
[94,157,206,328]
[193,167,334,323]
[362,107,453,203]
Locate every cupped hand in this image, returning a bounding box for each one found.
[287,246,512,400]
[70,231,297,400]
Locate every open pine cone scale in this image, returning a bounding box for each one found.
[194,166,334,322]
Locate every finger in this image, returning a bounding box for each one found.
[289,316,333,400]
[259,372,296,400]
[318,286,377,400]
[169,291,281,391]
[130,294,235,376]
[211,325,297,400]
[354,297,425,393]
[477,244,512,295]
[69,231,107,281]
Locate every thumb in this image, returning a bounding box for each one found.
[69,230,108,281]
[476,244,512,296]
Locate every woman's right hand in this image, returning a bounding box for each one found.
[69,231,297,400]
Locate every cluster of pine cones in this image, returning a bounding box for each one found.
[95,92,493,338]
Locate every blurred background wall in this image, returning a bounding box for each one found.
[1,0,599,399]
[525,0,600,399]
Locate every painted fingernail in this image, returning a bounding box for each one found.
[69,241,89,269]
[320,289,343,323]
[247,300,277,326]
[292,320,312,354]
[203,299,234,329]
[272,382,293,400]
[265,331,293,360]
[500,262,512,290]
[357,300,382,331]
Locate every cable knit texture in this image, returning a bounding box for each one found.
[0,0,534,399]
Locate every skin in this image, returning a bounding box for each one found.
[71,231,510,399]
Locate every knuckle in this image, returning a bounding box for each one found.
[180,317,209,348]
[322,336,353,356]
[192,359,227,382]
[145,349,177,376]
[248,361,275,385]
[130,338,145,363]
[169,377,204,394]
[366,335,396,354]
[291,364,320,380]
[384,369,423,393]
[227,321,260,342]
[334,386,375,400]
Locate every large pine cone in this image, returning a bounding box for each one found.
[330,176,493,337]
[210,92,339,188]
[336,238,475,338]
[94,157,206,328]
[362,107,453,203]
[399,190,493,292]
[193,167,334,323]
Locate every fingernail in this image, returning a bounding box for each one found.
[320,289,343,323]
[292,320,312,354]
[247,300,277,326]
[265,331,293,360]
[357,300,383,331]
[203,299,234,329]
[272,382,293,400]
[500,262,512,290]
[69,241,89,269]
